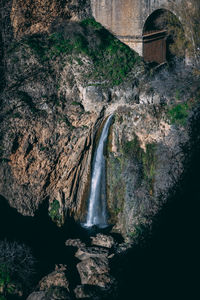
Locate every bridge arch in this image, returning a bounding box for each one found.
[91,0,186,59]
[142,8,185,64]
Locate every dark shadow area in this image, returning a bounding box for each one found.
[0,198,83,293]
[113,109,200,299]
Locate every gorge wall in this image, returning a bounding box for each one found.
[0,0,199,238]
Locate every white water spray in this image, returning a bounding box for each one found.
[84,115,113,228]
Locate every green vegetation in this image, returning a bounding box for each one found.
[0,240,35,298]
[106,154,125,223]
[175,89,181,100]
[49,199,62,225]
[142,144,157,191]
[18,18,141,87]
[122,137,141,160]
[0,264,13,297]
[80,18,103,30]
[122,136,157,193]
[167,102,189,125]
[24,34,48,61]
[71,101,82,107]
[167,88,200,126]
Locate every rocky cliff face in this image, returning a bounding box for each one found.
[10,0,91,37]
[0,0,199,238]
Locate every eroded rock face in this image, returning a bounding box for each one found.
[106,104,189,236]
[10,0,91,38]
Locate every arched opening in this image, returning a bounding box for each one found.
[143,9,185,64]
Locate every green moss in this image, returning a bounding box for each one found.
[122,137,142,160]
[122,136,157,193]
[48,33,74,58]
[106,154,125,223]
[49,199,62,225]
[71,101,81,106]
[167,102,189,125]
[80,18,103,30]
[24,35,47,60]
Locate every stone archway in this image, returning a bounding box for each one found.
[142,9,184,64]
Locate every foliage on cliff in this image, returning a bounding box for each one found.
[8,18,141,87]
[49,199,63,226]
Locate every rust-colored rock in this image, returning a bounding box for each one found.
[10,0,91,38]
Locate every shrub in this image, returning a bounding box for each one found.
[0,264,12,296]
[80,18,103,30]
[49,199,62,225]
[167,103,189,125]
[0,240,36,297]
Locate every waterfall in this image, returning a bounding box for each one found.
[84,114,113,228]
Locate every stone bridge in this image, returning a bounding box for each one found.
[91,0,183,61]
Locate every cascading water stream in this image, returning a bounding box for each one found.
[84,114,113,228]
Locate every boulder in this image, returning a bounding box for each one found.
[77,257,112,287]
[39,265,69,292]
[90,234,115,249]
[75,247,109,260]
[65,238,86,248]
